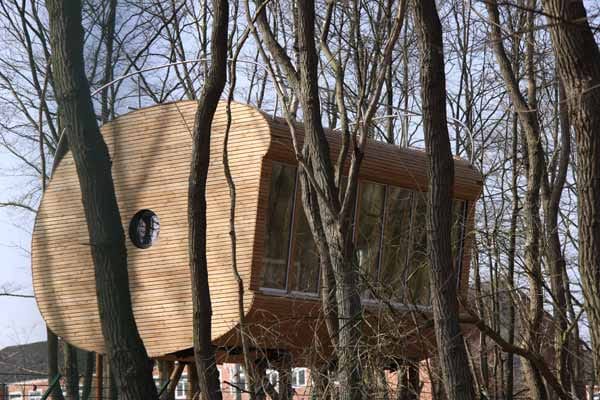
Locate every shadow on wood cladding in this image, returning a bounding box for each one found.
[31,101,483,363]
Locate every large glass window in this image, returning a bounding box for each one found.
[405,193,430,305]
[291,202,320,293]
[262,163,297,290]
[292,368,307,387]
[175,375,188,399]
[260,161,468,306]
[380,187,413,301]
[356,181,386,296]
[28,392,42,400]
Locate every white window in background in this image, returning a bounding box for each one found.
[175,375,188,400]
[266,369,279,391]
[292,368,307,388]
[28,391,42,400]
[230,364,246,393]
[8,392,22,400]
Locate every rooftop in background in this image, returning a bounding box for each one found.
[0,341,87,384]
[0,341,46,384]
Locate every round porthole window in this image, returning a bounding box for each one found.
[129,210,160,249]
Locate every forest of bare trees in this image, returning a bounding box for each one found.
[1,0,600,399]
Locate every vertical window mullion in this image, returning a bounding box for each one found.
[455,200,469,289]
[376,185,389,283]
[284,167,300,292]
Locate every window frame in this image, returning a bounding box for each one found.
[260,162,299,293]
[288,185,321,297]
[354,180,387,298]
[28,391,42,400]
[230,364,247,394]
[291,367,307,388]
[260,160,469,303]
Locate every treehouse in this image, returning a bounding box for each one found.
[31,101,482,364]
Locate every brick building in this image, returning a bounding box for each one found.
[0,340,311,400]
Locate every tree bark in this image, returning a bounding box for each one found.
[484,1,548,397]
[187,0,228,398]
[45,1,158,399]
[541,0,600,384]
[412,1,476,399]
[542,78,571,391]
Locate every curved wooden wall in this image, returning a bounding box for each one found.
[32,101,272,357]
[32,100,483,360]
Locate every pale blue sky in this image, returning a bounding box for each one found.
[0,155,45,349]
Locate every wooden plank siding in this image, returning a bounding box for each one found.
[31,100,483,361]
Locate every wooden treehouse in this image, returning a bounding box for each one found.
[32,101,483,364]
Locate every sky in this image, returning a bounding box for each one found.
[0,152,46,349]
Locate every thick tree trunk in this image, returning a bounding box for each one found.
[187,0,228,399]
[542,79,571,391]
[412,1,476,399]
[541,0,600,384]
[294,3,362,399]
[485,2,548,398]
[45,2,158,399]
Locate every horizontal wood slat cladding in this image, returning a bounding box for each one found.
[32,100,483,361]
[32,101,269,358]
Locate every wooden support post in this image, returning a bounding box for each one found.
[277,352,292,400]
[95,354,103,400]
[187,363,199,400]
[159,362,185,400]
[158,360,175,400]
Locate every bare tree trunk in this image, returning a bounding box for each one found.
[542,78,571,391]
[412,1,475,399]
[187,0,228,398]
[45,1,158,398]
[541,0,600,385]
[505,81,520,400]
[100,0,116,122]
[485,2,548,397]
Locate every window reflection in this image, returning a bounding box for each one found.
[406,193,430,305]
[380,187,412,301]
[356,182,386,297]
[291,202,320,293]
[259,160,468,306]
[262,163,296,290]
